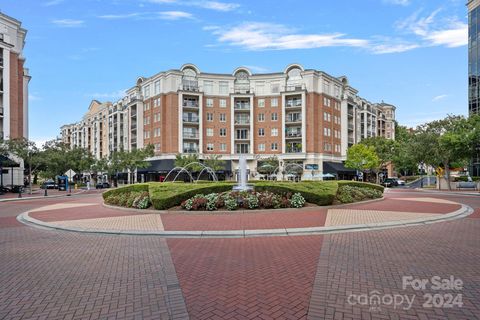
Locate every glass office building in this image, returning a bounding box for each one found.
[469,1,480,115]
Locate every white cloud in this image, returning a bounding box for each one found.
[195,1,240,11]
[147,0,240,11]
[87,89,126,100]
[157,11,193,20]
[51,19,85,27]
[28,93,42,102]
[424,22,467,47]
[43,0,64,6]
[243,65,269,73]
[383,0,410,5]
[98,13,142,20]
[97,11,193,21]
[432,94,448,101]
[211,22,369,51]
[370,42,419,54]
[396,9,467,48]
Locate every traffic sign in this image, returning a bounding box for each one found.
[64,169,76,181]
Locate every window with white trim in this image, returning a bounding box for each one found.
[207,113,213,121]
[220,128,227,136]
[207,143,214,151]
[271,142,278,151]
[271,98,278,107]
[206,128,214,137]
[220,113,226,122]
[271,113,278,121]
[258,99,265,108]
[258,113,265,122]
[271,128,278,136]
[206,98,213,107]
[220,143,227,152]
[258,143,265,152]
[220,99,226,108]
[258,128,265,136]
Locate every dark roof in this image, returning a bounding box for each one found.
[323,162,356,174]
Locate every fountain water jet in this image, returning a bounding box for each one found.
[232,155,254,192]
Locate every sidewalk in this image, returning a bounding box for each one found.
[18,194,472,238]
[0,188,87,202]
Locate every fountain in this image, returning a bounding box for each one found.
[163,162,218,183]
[232,155,254,192]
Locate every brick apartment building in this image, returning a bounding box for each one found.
[61,64,395,181]
[0,12,30,188]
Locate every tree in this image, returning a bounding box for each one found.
[120,144,155,184]
[345,144,380,179]
[413,115,472,190]
[256,156,280,175]
[360,137,396,183]
[203,154,226,172]
[392,125,417,176]
[4,138,43,194]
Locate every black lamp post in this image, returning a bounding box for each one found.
[475,144,480,177]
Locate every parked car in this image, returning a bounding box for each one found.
[396,179,406,186]
[96,182,111,189]
[383,178,399,187]
[41,180,58,189]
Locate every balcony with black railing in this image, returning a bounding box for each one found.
[183,132,199,139]
[234,102,250,110]
[234,117,250,125]
[286,114,302,124]
[183,116,199,124]
[286,142,302,153]
[286,130,302,138]
[183,100,199,109]
[183,148,199,153]
[286,99,302,108]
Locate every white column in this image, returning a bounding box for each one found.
[3,49,10,139]
[249,96,253,155]
[198,93,203,154]
[340,100,348,158]
[22,71,29,139]
[230,96,235,154]
[301,91,306,153]
[281,93,286,154]
[178,93,183,153]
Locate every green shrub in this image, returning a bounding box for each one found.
[336,185,383,204]
[102,184,149,200]
[290,193,306,208]
[337,181,384,193]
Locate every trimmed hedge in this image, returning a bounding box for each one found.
[149,182,235,210]
[252,181,338,206]
[337,180,384,193]
[104,180,383,210]
[102,183,149,200]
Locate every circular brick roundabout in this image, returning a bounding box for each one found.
[2,189,480,319]
[16,191,474,238]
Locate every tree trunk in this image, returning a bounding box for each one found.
[29,163,32,195]
[444,162,452,191]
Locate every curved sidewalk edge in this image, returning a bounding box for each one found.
[17,204,474,239]
[0,190,87,203]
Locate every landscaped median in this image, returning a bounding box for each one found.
[102,180,384,211]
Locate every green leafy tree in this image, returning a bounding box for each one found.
[203,154,226,172]
[4,138,44,194]
[345,144,380,180]
[360,137,396,183]
[256,156,280,175]
[392,125,417,176]
[413,115,472,190]
[121,144,155,184]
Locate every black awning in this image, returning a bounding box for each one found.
[137,159,175,173]
[323,161,356,174]
[0,155,20,167]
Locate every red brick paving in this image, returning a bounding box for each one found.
[30,204,141,222]
[167,236,323,320]
[468,208,480,219]
[162,209,328,231]
[349,198,461,214]
[0,216,23,228]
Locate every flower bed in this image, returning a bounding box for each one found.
[180,191,306,211]
[102,180,383,210]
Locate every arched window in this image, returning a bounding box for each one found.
[234,70,250,94]
[286,67,302,89]
[182,68,198,91]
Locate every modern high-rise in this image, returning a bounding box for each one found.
[469,0,480,115]
[61,64,396,181]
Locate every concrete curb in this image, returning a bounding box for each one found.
[0,190,87,202]
[414,189,480,196]
[17,203,474,238]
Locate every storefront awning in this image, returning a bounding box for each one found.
[323,162,356,174]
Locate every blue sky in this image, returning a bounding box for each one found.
[0,0,468,146]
